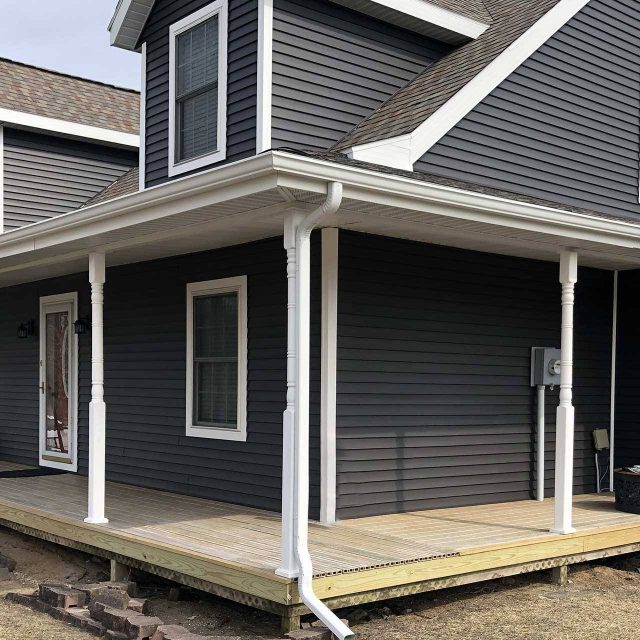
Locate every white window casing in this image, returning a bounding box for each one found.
[186,275,247,441]
[168,0,228,177]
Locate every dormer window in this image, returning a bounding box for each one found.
[168,0,228,176]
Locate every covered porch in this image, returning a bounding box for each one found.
[0,460,640,630]
[1,151,640,633]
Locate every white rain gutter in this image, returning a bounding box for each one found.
[294,182,354,640]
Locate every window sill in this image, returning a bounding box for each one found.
[186,424,247,441]
[169,148,227,177]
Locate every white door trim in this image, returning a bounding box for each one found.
[39,292,79,472]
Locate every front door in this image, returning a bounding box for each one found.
[39,293,78,471]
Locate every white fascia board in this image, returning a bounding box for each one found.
[333,0,489,41]
[2,150,640,263]
[347,134,413,171]
[346,0,591,169]
[0,108,139,149]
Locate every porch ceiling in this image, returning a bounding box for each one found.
[0,151,639,287]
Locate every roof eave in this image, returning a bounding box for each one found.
[109,0,156,51]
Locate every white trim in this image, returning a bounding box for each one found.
[39,292,79,473]
[320,228,338,525]
[0,108,139,149]
[256,0,273,153]
[139,43,147,191]
[331,0,488,41]
[186,275,248,441]
[0,126,4,233]
[168,0,228,177]
[610,270,618,492]
[4,152,640,268]
[346,0,591,169]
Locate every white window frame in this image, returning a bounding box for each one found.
[168,0,228,177]
[186,275,247,441]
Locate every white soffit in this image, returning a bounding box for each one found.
[330,0,489,44]
[347,0,591,170]
[109,0,156,50]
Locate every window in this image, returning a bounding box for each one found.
[186,276,247,440]
[169,1,228,176]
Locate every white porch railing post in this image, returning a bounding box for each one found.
[277,213,304,578]
[85,251,108,525]
[551,249,578,535]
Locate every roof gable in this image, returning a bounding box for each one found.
[337,0,592,169]
[109,0,156,50]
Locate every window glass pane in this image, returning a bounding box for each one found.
[193,292,238,428]
[194,294,237,358]
[179,88,218,160]
[176,16,218,97]
[175,14,219,162]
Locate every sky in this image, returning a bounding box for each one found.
[0,0,140,90]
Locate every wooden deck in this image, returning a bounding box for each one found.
[1,461,640,625]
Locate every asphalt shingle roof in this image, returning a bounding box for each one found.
[0,58,140,135]
[333,0,561,150]
[83,167,140,208]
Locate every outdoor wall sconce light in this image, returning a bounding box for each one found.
[73,316,91,335]
[17,320,36,339]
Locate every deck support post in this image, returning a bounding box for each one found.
[280,609,302,635]
[551,565,569,586]
[110,559,130,583]
[277,213,304,578]
[551,250,578,535]
[85,252,108,525]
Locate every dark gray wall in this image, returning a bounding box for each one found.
[336,232,613,519]
[3,129,136,232]
[0,274,91,470]
[614,270,640,468]
[142,0,258,188]
[414,0,640,222]
[0,238,322,517]
[272,0,449,150]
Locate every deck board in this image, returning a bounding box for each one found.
[1,461,640,610]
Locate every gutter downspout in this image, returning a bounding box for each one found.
[294,182,354,640]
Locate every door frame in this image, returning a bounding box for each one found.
[39,292,79,472]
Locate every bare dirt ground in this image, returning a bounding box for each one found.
[1,525,640,640]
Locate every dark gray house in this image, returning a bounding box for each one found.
[0,0,639,636]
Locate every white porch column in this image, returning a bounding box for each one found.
[85,252,108,525]
[551,250,578,535]
[277,213,304,577]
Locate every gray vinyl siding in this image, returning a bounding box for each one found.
[614,270,640,468]
[2,129,136,232]
[271,0,449,150]
[0,238,321,516]
[336,232,612,519]
[142,0,258,188]
[414,0,640,222]
[0,274,91,470]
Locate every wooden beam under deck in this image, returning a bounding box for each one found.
[1,463,640,622]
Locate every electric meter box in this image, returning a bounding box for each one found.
[530,347,561,387]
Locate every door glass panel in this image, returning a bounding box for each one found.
[45,311,70,455]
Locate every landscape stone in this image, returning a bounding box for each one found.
[286,629,332,640]
[38,583,87,608]
[89,585,131,610]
